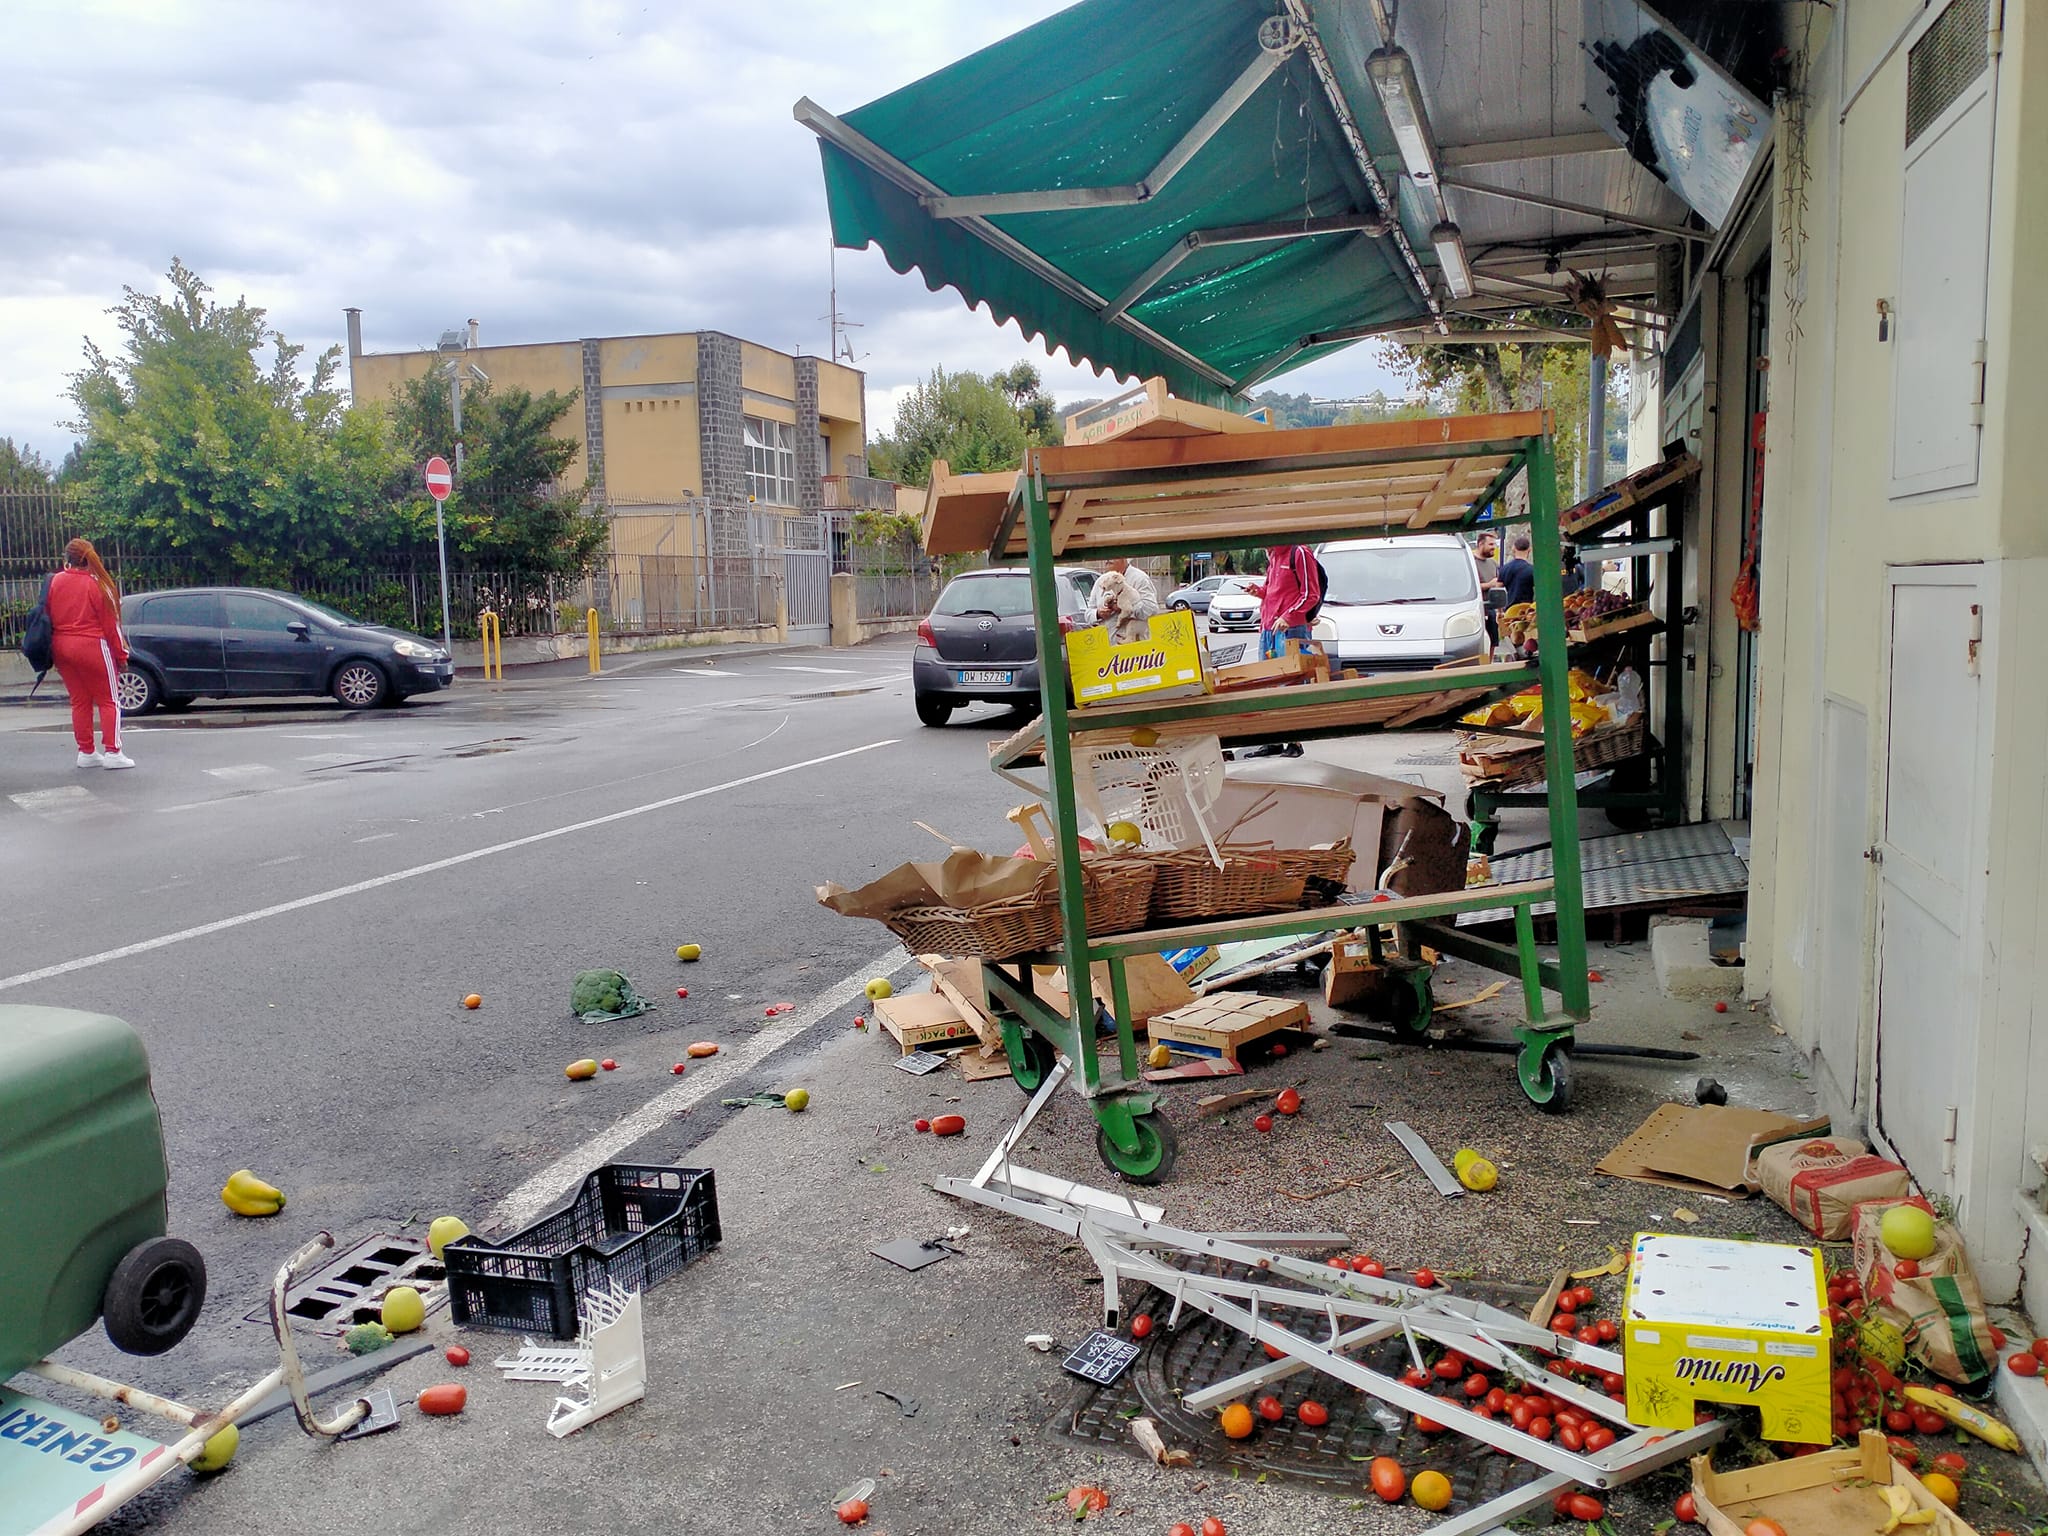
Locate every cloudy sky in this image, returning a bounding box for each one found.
[4,1,1407,462]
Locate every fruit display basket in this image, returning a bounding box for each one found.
[445,1163,719,1338]
[1459,716,1645,789]
[880,859,1155,960]
[1136,843,1354,922]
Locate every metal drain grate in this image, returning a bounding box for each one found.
[247,1232,449,1333]
[1062,1267,1553,1514]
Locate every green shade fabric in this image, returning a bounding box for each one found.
[813,0,1438,406]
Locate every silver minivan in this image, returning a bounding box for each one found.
[1309,534,1489,671]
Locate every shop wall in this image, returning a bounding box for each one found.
[601,394,702,503]
[1748,0,2048,1302]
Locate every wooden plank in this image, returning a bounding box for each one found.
[1407,457,1473,528]
[1062,377,1277,446]
[1030,410,1551,484]
[922,460,1021,556]
[918,955,1004,1049]
[1049,490,1093,557]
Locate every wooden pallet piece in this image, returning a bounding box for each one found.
[1146,993,1308,1063]
[916,955,1004,1048]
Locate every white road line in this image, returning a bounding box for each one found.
[773,665,857,674]
[204,764,276,781]
[156,782,327,814]
[666,669,738,679]
[491,943,916,1228]
[353,832,397,843]
[10,786,96,813]
[0,739,898,994]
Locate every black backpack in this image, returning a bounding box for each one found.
[21,575,54,676]
[1303,555,1331,623]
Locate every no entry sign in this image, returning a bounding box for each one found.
[423,456,453,501]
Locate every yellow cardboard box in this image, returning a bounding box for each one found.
[1623,1232,1831,1441]
[1065,610,1206,706]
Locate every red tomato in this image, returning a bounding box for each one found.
[1484,1388,1507,1414]
[1895,1259,1921,1279]
[1551,1315,1580,1334]
[2010,1351,2041,1377]
[599,1058,617,1071]
[1412,1267,1437,1288]
[1413,1410,1448,1434]
[930,1114,966,1137]
[2034,1337,2048,1363]
[1357,1258,1385,1279]
[1271,1043,1288,1057]
[1887,1437,1919,1469]
[444,1345,470,1367]
[1675,1491,1699,1523]
[1066,1487,1109,1517]
[1326,1256,1351,1270]
[1253,1114,1274,1133]
[1274,1087,1301,1116]
[1583,1425,1616,1452]
[1747,1522,1790,1536]
[1169,1526,1196,1536]
[1988,1324,2007,1349]
[1350,1253,1376,1274]
[1131,1314,1154,1340]
[1256,1395,1284,1422]
[1297,1400,1329,1427]
[1554,1290,1579,1313]
[1883,1408,1913,1432]
[1509,1402,1535,1430]
[1932,1452,1968,1476]
[1565,1494,1606,1520]
[1201,1520,1227,1536]
[1595,1319,1619,1343]
[1601,1371,1626,1394]
[1463,1374,1491,1399]
[1913,1408,1949,1435]
[416,1384,466,1416]
[836,1498,869,1525]
[1577,1325,1603,1345]
[1527,1415,1553,1440]
[1262,1343,1285,1360]
[1400,1366,1431,1388]
[1559,1423,1584,1452]
[1435,1355,1466,1380]
[1571,1286,1597,1308]
[1368,1456,1407,1502]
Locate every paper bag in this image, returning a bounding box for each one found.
[1749,1135,1912,1240]
[818,849,1049,920]
[1853,1197,1997,1384]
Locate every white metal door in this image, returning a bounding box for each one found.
[1812,697,1869,1115]
[1871,569,1985,1194]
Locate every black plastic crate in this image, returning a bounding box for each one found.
[444,1164,719,1338]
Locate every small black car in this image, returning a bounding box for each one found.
[116,587,454,713]
[911,567,1095,726]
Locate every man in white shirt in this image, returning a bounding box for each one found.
[1094,557,1160,641]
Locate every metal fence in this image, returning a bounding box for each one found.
[837,538,941,622]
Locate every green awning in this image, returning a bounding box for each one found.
[798,0,1444,408]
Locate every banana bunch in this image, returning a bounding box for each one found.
[221,1168,286,1217]
[1879,1484,1937,1534]
[1902,1384,2020,1449]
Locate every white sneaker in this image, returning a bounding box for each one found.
[77,751,98,768]
[99,751,136,770]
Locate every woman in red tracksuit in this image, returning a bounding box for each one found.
[48,537,135,769]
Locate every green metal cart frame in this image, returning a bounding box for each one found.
[1466,447,1699,852]
[951,413,1592,1183]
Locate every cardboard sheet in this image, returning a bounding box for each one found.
[1595,1103,1829,1197]
[1034,955,1195,1023]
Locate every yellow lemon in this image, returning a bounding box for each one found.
[1146,1043,1171,1069]
[1920,1471,1959,1509]
[676,943,702,961]
[784,1088,811,1113]
[1107,820,1144,847]
[1453,1149,1498,1192]
[1411,1470,1453,1511]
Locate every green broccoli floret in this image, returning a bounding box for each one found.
[344,1322,394,1356]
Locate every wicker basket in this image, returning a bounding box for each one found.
[1460,716,1645,790]
[881,859,1157,960]
[1140,843,1356,921]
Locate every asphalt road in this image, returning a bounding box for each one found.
[2,638,1043,1389]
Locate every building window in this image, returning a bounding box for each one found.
[744,415,795,506]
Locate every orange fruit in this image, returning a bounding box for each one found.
[1920,1472,1959,1509]
[1411,1470,1453,1512]
[461,994,482,1009]
[1218,1402,1255,1440]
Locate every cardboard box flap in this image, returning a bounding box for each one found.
[1596,1104,1829,1195]
[1226,758,1446,807]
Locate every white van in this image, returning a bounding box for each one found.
[1309,534,1489,672]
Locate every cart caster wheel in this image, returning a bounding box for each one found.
[1386,966,1435,1038]
[102,1236,207,1356]
[1471,823,1499,857]
[1095,1110,1178,1185]
[1005,1027,1059,1095]
[1518,1039,1574,1114]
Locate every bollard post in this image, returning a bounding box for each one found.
[587,607,601,674]
[480,610,502,681]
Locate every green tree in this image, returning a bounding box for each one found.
[990,360,1060,443]
[866,366,1029,488]
[66,258,402,581]
[0,438,57,490]
[381,373,605,574]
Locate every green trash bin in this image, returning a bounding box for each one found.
[0,1006,207,1381]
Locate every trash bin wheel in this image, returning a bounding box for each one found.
[103,1236,207,1356]
[1095,1109,1177,1185]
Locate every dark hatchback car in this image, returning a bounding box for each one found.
[911,567,1095,726]
[116,587,454,714]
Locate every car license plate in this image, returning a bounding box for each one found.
[959,669,1012,685]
